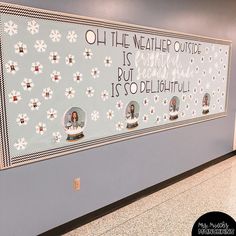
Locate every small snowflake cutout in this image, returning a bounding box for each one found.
[27,20,39,34]
[14,41,27,56]
[4,20,18,36]
[36,122,47,135]
[163,98,168,106]
[163,113,168,122]
[143,98,149,106]
[65,87,75,99]
[49,30,61,42]
[50,71,61,83]
[91,111,99,121]
[142,114,149,122]
[104,56,112,67]
[47,108,57,121]
[91,68,100,79]
[8,90,21,104]
[21,78,34,91]
[66,31,77,43]
[53,132,62,143]
[154,95,159,103]
[49,52,60,64]
[83,48,93,59]
[101,90,109,101]
[149,106,155,115]
[28,98,41,111]
[106,110,114,120]
[156,116,161,124]
[42,87,53,100]
[34,40,47,52]
[73,72,83,83]
[16,114,29,126]
[31,62,43,74]
[116,100,123,110]
[192,110,196,117]
[14,138,27,150]
[86,87,95,97]
[116,122,124,131]
[65,54,75,66]
[5,60,19,74]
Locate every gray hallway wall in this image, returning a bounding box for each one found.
[0,1,235,235]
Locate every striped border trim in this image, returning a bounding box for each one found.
[0,2,232,169]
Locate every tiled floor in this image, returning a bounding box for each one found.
[64,156,236,236]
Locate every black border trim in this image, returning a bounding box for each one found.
[38,151,236,236]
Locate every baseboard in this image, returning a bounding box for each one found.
[39,151,236,236]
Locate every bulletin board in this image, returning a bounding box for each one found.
[0,2,232,169]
